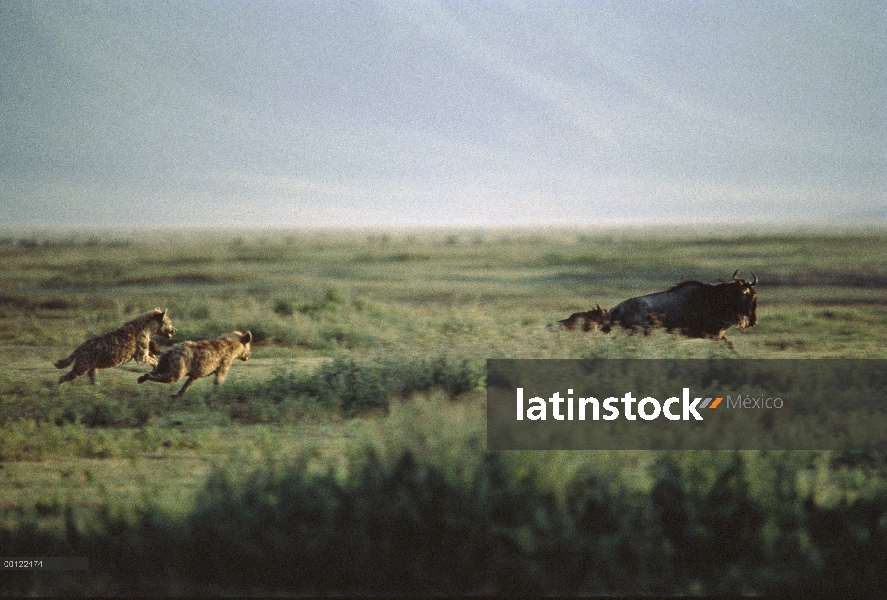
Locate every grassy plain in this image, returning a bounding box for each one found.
[1,227,886,595]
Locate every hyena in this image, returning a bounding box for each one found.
[54,308,177,385]
[138,331,252,397]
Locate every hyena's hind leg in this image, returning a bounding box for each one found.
[58,360,94,385]
[137,358,189,397]
[137,351,177,385]
[172,377,197,398]
[137,370,180,385]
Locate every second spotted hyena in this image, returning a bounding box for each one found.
[138,331,252,397]
[54,309,177,385]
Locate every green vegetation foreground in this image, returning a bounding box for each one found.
[1,228,886,595]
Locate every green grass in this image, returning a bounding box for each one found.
[1,227,886,595]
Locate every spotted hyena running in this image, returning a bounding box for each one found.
[54,309,177,385]
[138,331,252,397]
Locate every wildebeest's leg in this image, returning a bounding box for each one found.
[710,334,736,351]
[88,369,97,385]
[59,370,79,385]
[172,377,196,398]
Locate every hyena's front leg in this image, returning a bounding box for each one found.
[133,340,159,366]
[88,369,98,385]
[214,362,233,386]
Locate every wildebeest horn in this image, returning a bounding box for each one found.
[732,269,740,280]
[750,273,757,286]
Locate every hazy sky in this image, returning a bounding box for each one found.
[1,1,884,227]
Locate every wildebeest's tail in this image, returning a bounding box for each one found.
[53,355,74,369]
[600,305,622,334]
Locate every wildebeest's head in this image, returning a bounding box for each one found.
[153,308,178,338]
[726,270,757,330]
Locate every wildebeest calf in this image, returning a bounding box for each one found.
[138,331,252,397]
[54,308,177,385]
[549,305,610,331]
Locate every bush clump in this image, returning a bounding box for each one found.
[259,354,483,417]
[3,450,887,596]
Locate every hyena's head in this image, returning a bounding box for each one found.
[152,308,178,338]
[234,331,252,361]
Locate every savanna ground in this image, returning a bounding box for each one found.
[1,227,886,595]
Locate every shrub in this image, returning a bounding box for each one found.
[4,450,887,595]
[256,354,484,417]
[272,299,294,316]
[392,355,484,397]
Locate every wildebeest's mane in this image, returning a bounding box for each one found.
[664,278,749,293]
[664,280,706,293]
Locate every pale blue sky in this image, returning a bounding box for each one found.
[1,1,884,227]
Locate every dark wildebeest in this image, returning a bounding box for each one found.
[602,271,757,348]
[550,305,610,331]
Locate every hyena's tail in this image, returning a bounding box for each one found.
[53,356,74,369]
